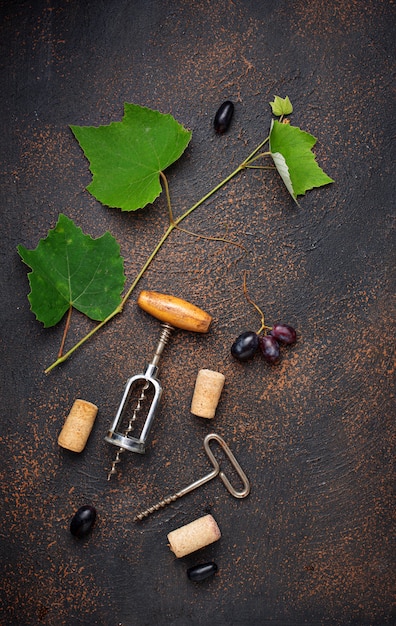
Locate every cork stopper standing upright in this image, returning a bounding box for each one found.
[190,369,225,419]
[58,399,98,452]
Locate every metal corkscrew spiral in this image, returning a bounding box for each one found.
[107,380,150,480]
[105,323,173,478]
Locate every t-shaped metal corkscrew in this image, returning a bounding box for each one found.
[133,433,251,521]
[105,290,212,480]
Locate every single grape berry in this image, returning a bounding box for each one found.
[187,562,218,582]
[270,323,297,345]
[259,334,281,365]
[70,505,97,538]
[214,100,234,134]
[231,331,259,361]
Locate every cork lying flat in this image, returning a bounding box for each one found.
[167,514,221,558]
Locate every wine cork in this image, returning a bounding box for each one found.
[167,514,221,558]
[58,399,98,452]
[190,369,225,419]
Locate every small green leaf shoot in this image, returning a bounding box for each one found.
[270,95,293,117]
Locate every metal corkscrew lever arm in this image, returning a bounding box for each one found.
[105,291,212,480]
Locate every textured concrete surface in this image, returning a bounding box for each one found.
[0,1,394,625]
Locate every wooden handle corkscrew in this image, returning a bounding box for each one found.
[106,290,213,474]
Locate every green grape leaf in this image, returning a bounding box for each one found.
[70,103,192,212]
[269,120,334,202]
[270,95,293,116]
[17,214,126,327]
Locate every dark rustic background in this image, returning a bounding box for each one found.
[0,1,394,625]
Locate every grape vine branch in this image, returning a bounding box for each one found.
[17,96,333,373]
[44,133,272,373]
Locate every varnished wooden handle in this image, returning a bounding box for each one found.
[137,290,212,333]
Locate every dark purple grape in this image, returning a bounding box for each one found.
[270,323,297,345]
[70,505,97,538]
[259,335,281,365]
[187,562,218,582]
[231,331,259,361]
[214,100,234,134]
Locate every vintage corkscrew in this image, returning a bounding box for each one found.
[133,433,250,521]
[105,291,212,480]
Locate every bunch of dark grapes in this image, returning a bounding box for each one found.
[231,323,297,365]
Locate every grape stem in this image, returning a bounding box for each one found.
[161,168,245,250]
[242,271,272,336]
[58,305,73,358]
[44,134,271,373]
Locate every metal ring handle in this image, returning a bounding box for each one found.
[203,433,251,499]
